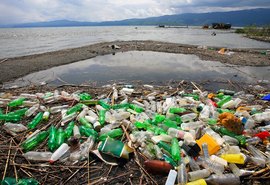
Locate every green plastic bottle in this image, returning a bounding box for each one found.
[129,104,144,113]
[169,107,186,114]
[171,138,181,162]
[1,177,17,185]
[164,119,178,129]
[48,126,57,151]
[65,121,75,138]
[0,108,3,115]
[157,141,172,154]
[79,93,92,101]
[79,126,98,139]
[154,114,166,123]
[8,98,25,107]
[0,114,21,122]
[112,103,130,110]
[163,154,178,167]
[99,109,106,125]
[79,117,93,128]
[217,96,231,108]
[98,100,111,110]
[99,128,123,141]
[66,103,83,115]
[217,89,235,96]
[27,112,43,129]
[55,128,66,149]
[134,121,150,130]
[213,127,246,145]
[8,108,28,117]
[21,131,48,152]
[17,178,39,185]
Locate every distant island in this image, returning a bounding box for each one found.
[1,8,270,28]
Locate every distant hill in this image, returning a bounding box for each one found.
[1,8,270,28]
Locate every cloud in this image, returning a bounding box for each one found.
[0,0,269,24]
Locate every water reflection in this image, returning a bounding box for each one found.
[4,51,270,88]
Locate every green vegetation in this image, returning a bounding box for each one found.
[235,25,270,37]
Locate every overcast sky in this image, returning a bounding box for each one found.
[0,0,270,24]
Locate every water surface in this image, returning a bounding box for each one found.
[4,51,270,90]
[0,26,270,58]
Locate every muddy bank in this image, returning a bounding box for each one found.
[0,40,269,84]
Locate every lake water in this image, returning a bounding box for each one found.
[4,51,270,90]
[0,26,270,58]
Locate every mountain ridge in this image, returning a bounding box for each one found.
[1,8,270,28]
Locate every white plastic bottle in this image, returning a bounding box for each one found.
[23,151,52,161]
[50,143,70,163]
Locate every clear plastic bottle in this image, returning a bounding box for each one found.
[189,157,200,171]
[80,136,95,160]
[188,169,211,182]
[177,163,187,185]
[165,170,177,185]
[252,112,270,122]
[23,151,52,161]
[204,127,224,145]
[205,174,240,185]
[25,104,39,117]
[199,105,210,121]
[167,128,185,139]
[181,113,197,122]
[50,105,69,114]
[50,143,70,163]
[73,125,81,138]
[61,112,76,126]
[181,121,204,130]
[3,122,27,133]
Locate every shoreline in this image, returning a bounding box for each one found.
[0,40,269,84]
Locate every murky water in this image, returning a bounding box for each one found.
[4,51,270,90]
[0,26,270,58]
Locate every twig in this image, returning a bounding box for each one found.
[2,139,12,180]
[191,81,202,93]
[62,161,88,184]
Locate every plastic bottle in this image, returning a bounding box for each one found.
[186,179,207,185]
[181,121,204,130]
[3,122,27,133]
[56,128,66,149]
[48,126,57,151]
[43,111,50,121]
[202,143,209,158]
[66,103,83,115]
[99,128,123,141]
[61,112,76,126]
[65,121,75,138]
[199,105,210,121]
[210,155,228,166]
[157,141,172,154]
[50,105,69,114]
[73,125,81,138]
[0,114,21,122]
[246,144,267,163]
[98,100,111,110]
[178,163,187,185]
[171,138,181,162]
[85,115,96,123]
[167,128,185,139]
[50,143,70,163]
[27,112,43,129]
[164,119,178,129]
[21,131,48,152]
[9,107,28,117]
[8,97,25,107]
[165,170,177,185]
[217,96,231,108]
[199,157,225,175]
[252,112,270,122]
[204,127,224,145]
[188,169,211,182]
[212,127,246,145]
[220,153,245,164]
[80,136,95,160]
[205,174,240,185]
[79,125,98,138]
[181,113,197,122]
[23,151,52,161]
[169,107,186,114]
[79,117,93,128]
[25,104,39,117]
[129,104,144,113]
[188,157,200,171]
[99,109,106,125]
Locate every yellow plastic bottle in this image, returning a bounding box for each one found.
[220,153,245,164]
[187,179,207,185]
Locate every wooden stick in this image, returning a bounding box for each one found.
[62,162,87,184]
[191,81,202,93]
[2,139,12,180]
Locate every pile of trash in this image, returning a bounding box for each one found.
[0,84,270,185]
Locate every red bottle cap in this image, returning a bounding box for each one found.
[255,131,270,140]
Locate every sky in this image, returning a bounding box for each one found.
[0,0,270,24]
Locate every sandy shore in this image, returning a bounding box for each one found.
[0,40,269,84]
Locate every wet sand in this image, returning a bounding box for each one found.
[0,40,269,84]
